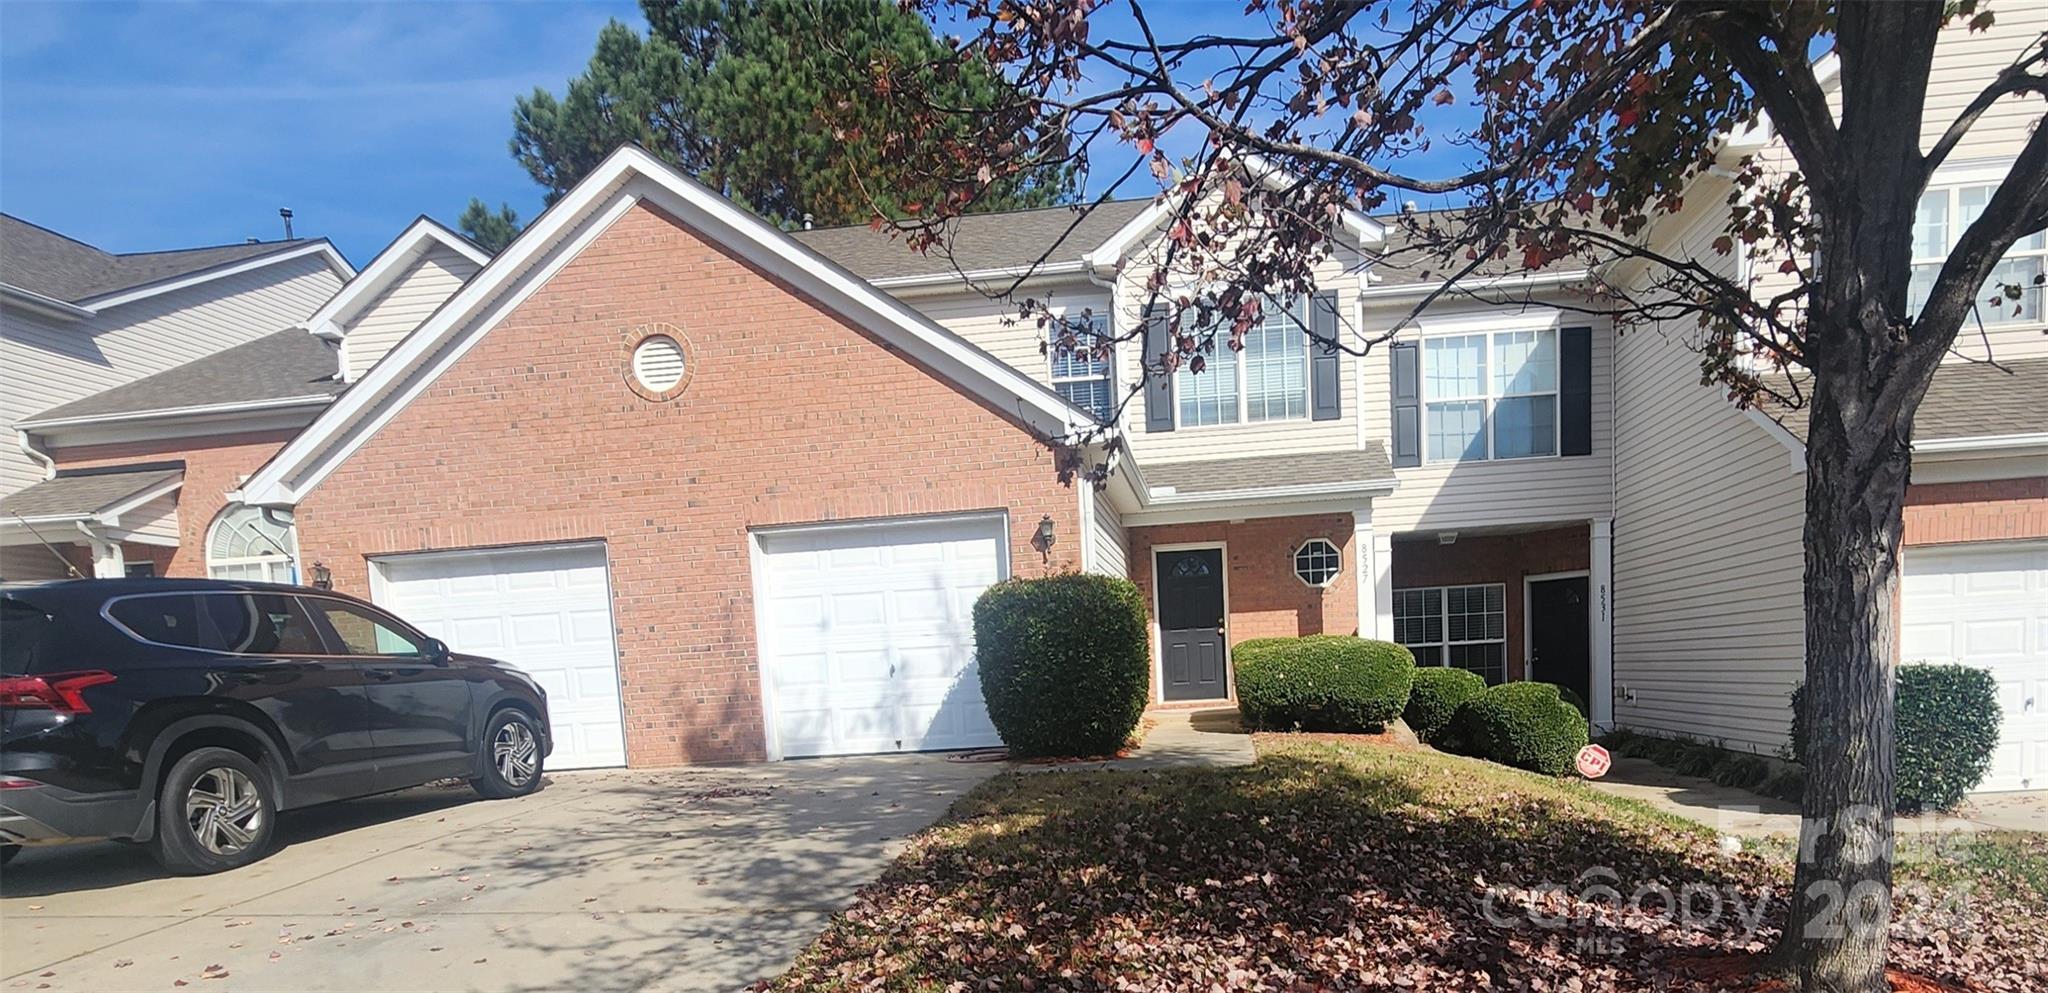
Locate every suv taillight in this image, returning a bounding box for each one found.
[0,671,117,714]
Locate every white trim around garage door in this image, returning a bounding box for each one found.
[747,510,1011,761]
[1148,540,1232,705]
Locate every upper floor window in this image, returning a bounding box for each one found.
[206,505,296,583]
[1175,297,1308,427]
[1423,327,1557,462]
[1909,183,2046,324]
[1048,313,1114,420]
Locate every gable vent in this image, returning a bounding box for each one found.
[631,334,687,393]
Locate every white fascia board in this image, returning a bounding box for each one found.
[1122,490,1394,528]
[238,145,1088,509]
[76,242,357,312]
[18,394,334,432]
[871,260,1090,290]
[1083,157,1384,271]
[1141,478,1398,508]
[296,217,491,340]
[1740,406,1808,474]
[1,283,96,320]
[97,474,186,523]
[1358,270,1593,301]
[1915,432,2048,454]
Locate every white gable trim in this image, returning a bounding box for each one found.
[1083,154,1385,270]
[236,146,1086,508]
[297,217,490,341]
[75,242,357,312]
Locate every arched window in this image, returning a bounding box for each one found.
[206,505,297,583]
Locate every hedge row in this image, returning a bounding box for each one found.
[1235,636,1415,732]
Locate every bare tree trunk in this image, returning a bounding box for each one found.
[1777,376,1907,993]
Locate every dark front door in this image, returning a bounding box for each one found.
[1157,548,1228,701]
[1527,576,1591,710]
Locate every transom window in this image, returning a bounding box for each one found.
[1393,583,1507,684]
[1293,539,1342,587]
[1175,297,1309,427]
[206,505,297,583]
[1048,312,1114,420]
[1909,183,2046,324]
[1423,328,1558,462]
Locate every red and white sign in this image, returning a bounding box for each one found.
[1576,744,1612,779]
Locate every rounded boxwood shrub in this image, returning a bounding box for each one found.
[1789,664,2001,812]
[1458,681,1590,776]
[1234,635,1415,733]
[972,573,1150,758]
[1403,666,1487,743]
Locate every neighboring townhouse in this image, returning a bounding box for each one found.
[0,214,354,580]
[7,10,2037,788]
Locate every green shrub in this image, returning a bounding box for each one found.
[1234,636,1416,733]
[1459,681,1590,776]
[972,573,1150,758]
[1790,664,2002,812]
[1556,685,1590,720]
[1404,666,1487,743]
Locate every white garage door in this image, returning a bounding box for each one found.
[756,515,1006,758]
[1902,542,2048,793]
[373,543,626,770]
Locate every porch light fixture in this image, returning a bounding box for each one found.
[309,560,333,590]
[1031,515,1056,560]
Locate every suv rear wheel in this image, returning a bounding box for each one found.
[471,708,543,800]
[150,747,276,874]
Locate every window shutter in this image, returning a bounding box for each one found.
[1390,341,1421,467]
[1142,305,1175,433]
[1560,326,1593,456]
[1309,291,1342,421]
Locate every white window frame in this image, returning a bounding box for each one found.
[1392,582,1508,682]
[1172,296,1312,429]
[1292,538,1343,588]
[1047,309,1114,420]
[1418,313,1562,464]
[206,504,299,584]
[1910,166,2047,328]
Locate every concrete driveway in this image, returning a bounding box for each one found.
[1,755,1001,993]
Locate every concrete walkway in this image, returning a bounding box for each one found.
[1,756,1000,993]
[1590,756,2048,839]
[1030,707,1257,772]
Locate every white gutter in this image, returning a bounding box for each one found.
[15,430,56,481]
[870,260,1090,289]
[1357,269,1592,300]
[1914,432,2048,453]
[19,394,335,431]
[1142,478,1399,508]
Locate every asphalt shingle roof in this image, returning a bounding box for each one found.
[1142,446,1397,497]
[1765,357,2048,443]
[791,199,1153,281]
[22,330,343,425]
[0,464,184,520]
[1,213,314,304]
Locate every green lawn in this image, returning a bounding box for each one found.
[764,737,2045,992]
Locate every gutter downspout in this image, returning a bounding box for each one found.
[17,429,55,481]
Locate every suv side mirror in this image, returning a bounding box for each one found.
[421,637,453,665]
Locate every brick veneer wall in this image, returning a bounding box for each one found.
[1390,524,1590,682]
[1127,513,1360,699]
[292,202,1082,766]
[52,429,299,578]
[1903,476,2048,546]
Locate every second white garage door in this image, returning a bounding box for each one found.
[755,514,1007,758]
[1902,542,2047,793]
[372,543,627,770]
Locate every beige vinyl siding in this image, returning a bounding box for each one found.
[908,283,1108,390]
[339,246,482,381]
[120,490,181,543]
[1362,303,1616,532]
[0,545,75,581]
[1611,206,1806,754]
[1739,6,2048,365]
[1088,485,1130,577]
[0,254,343,496]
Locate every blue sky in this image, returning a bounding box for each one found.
[2,1,640,263]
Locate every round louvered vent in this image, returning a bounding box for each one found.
[631,334,687,393]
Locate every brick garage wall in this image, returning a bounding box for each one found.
[1903,476,2048,546]
[51,429,300,578]
[1127,514,1359,699]
[1391,524,1589,681]
[293,202,1081,766]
